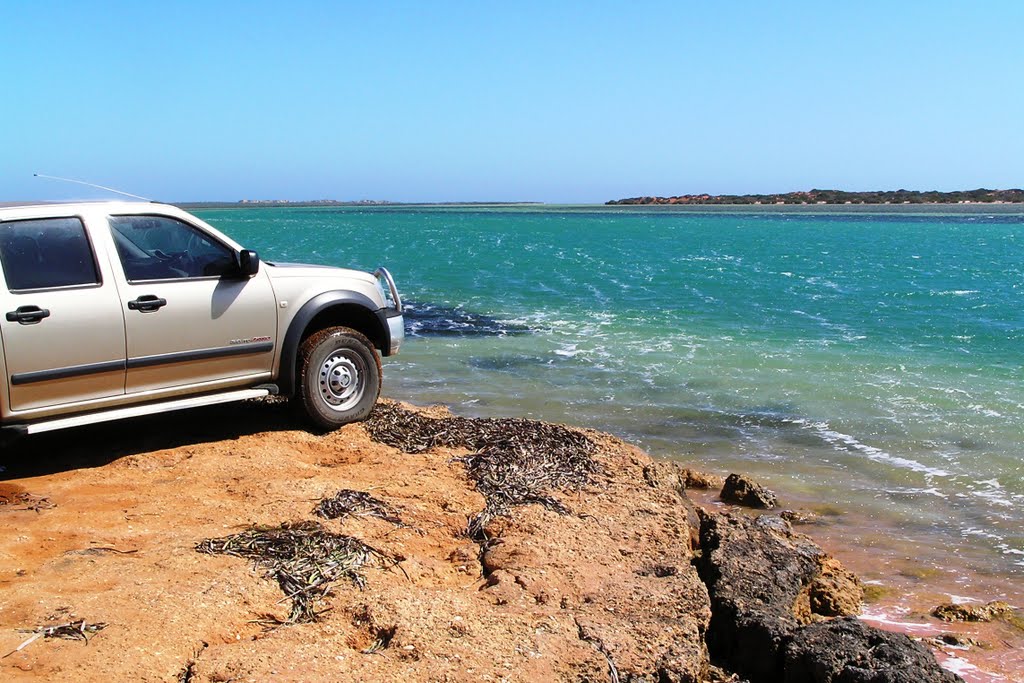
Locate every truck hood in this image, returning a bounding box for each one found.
[264,261,377,286]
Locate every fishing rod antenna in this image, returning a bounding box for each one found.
[33,173,152,201]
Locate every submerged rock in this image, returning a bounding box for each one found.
[929,633,987,649]
[780,509,822,526]
[720,473,778,509]
[932,600,1013,622]
[785,617,962,683]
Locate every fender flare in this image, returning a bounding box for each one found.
[278,290,390,396]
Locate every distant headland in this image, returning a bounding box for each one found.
[607,188,1024,205]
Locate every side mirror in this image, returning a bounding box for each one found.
[237,249,260,276]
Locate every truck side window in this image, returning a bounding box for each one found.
[0,217,100,291]
[109,215,236,281]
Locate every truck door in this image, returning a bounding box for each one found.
[0,216,126,412]
[106,214,277,394]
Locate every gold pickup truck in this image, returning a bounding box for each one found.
[0,201,403,436]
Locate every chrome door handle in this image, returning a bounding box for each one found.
[5,305,50,324]
[128,295,168,312]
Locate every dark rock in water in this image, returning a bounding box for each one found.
[720,473,778,509]
[402,301,531,338]
[932,600,1013,622]
[784,617,962,683]
[696,511,824,681]
[696,511,874,682]
[697,511,948,682]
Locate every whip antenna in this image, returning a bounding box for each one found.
[33,173,152,201]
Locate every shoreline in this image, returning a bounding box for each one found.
[183,201,1024,215]
[1,399,1016,681]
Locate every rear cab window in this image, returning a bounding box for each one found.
[0,217,100,291]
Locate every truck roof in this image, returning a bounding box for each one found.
[0,200,162,209]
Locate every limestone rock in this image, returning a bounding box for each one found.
[809,557,863,618]
[682,468,725,490]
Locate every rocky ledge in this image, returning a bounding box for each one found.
[0,400,962,682]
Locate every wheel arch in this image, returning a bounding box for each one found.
[278,291,390,397]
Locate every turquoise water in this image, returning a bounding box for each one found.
[197,206,1024,579]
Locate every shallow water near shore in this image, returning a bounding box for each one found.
[199,204,1023,675]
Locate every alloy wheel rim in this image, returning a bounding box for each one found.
[318,350,365,411]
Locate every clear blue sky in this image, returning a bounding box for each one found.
[2,1,1022,203]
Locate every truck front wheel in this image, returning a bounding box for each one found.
[297,326,381,429]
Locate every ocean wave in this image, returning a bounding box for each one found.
[961,527,1004,541]
[859,607,938,634]
[804,276,844,292]
[884,486,948,498]
[968,405,1003,418]
[554,344,581,358]
[968,480,1016,508]
[937,655,991,681]
[792,419,953,478]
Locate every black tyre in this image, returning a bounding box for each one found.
[297,326,381,430]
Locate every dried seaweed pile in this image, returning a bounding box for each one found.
[314,489,402,526]
[366,401,600,538]
[196,521,401,623]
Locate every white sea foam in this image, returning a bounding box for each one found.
[805,276,843,291]
[931,386,973,397]
[962,527,1003,541]
[554,347,580,358]
[883,486,947,498]
[793,419,952,478]
[968,405,1003,418]
[938,655,987,680]
[859,608,937,634]
[969,480,1015,508]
